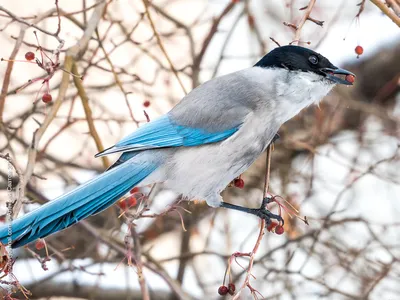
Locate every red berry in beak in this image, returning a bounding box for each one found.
[25,51,35,61]
[345,74,355,84]
[218,285,229,295]
[42,93,52,103]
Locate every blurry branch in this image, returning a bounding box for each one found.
[142,0,187,95]
[72,62,110,169]
[0,28,25,125]
[78,221,192,300]
[192,1,235,87]
[95,29,138,123]
[149,2,196,60]
[370,0,400,27]
[0,8,60,123]
[19,0,107,217]
[386,0,400,16]
[26,282,176,300]
[211,8,246,78]
[0,5,63,42]
[131,227,150,300]
[292,0,317,45]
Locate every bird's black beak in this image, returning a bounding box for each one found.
[320,67,355,85]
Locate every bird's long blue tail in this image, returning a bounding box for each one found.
[0,157,157,248]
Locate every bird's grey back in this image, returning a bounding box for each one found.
[169,69,270,132]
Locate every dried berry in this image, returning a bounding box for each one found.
[267,221,278,232]
[275,225,284,235]
[35,239,45,250]
[25,51,35,61]
[130,187,140,194]
[228,283,236,295]
[127,196,137,207]
[233,178,244,189]
[218,285,229,295]
[118,199,127,210]
[42,93,52,103]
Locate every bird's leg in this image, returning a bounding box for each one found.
[220,196,284,225]
[220,134,281,223]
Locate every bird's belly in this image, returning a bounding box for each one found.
[158,132,273,203]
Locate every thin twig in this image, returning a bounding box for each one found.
[0,5,63,42]
[131,227,150,300]
[72,62,110,168]
[232,144,273,299]
[18,0,107,218]
[142,0,187,95]
[292,0,317,45]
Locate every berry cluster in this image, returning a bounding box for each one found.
[117,187,139,210]
[218,283,236,296]
[266,221,284,235]
[1,32,81,105]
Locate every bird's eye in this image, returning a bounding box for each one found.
[309,55,318,65]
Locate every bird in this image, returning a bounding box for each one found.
[0,45,354,248]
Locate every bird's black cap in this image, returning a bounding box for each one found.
[255,45,355,85]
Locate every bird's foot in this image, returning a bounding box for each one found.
[250,196,284,226]
[220,197,284,226]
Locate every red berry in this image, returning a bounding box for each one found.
[345,74,355,84]
[127,196,137,207]
[275,225,284,235]
[267,221,278,232]
[130,187,139,194]
[118,199,127,210]
[35,239,45,250]
[228,283,236,295]
[42,93,52,103]
[355,46,363,56]
[218,285,229,295]
[233,178,244,189]
[25,51,35,61]
[143,100,150,107]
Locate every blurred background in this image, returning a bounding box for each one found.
[0,0,399,299]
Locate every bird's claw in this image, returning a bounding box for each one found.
[252,196,284,226]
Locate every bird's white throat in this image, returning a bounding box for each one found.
[243,67,335,123]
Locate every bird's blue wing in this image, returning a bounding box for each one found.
[96,114,241,157]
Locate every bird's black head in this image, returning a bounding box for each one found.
[255,45,355,85]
